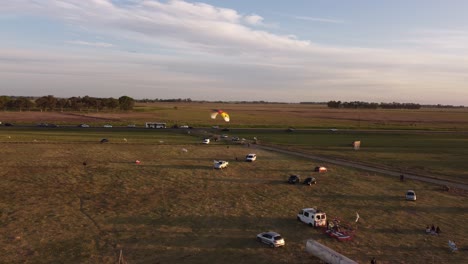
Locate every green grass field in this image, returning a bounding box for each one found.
[1,131,467,263]
[226,130,468,184]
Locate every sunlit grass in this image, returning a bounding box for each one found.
[1,134,467,263]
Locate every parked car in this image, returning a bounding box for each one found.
[49,124,59,128]
[212,126,219,129]
[179,125,189,129]
[406,190,416,201]
[297,208,327,227]
[78,124,90,128]
[214,160,229,169]
[221,128,230,132]
[286,128,295,132]
[127,124,136,128]
[314,166,327,173]
[37,123,48,127]
[245,153,257,162]
[203,138,210,144]
[288,175,301,184]
[4,123,14,126]
[256,231,285,248]
[103,124,113,128]
[303,177,317,185]
[221,134,229,138]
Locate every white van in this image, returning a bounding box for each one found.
[406,190,416,201]
[245,154,257,162]
[297,208,327,227]
[203,138,210,144]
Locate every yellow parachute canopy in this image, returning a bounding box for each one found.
[211,109,230,122]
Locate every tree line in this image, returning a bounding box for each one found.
[0,95,135,112]
[326,101,422,109]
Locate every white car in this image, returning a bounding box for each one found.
[213,160,229,169]
[203,138,210,144]
[406,190,416,201]
[78,124,90,128]
[180,125,189,128]
[103,124,112,128]
[245,154,257,162]
[256,232,285,248]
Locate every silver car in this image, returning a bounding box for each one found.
[256,231,285,248]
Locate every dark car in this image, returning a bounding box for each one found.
[286,128,295,132]
[4,123,13,126]
[288,175,301,184]
[100,138,109,143]
[303,177,317,185]
[49,124,59,128]
[37,123,48,127]
[221,128,230,132]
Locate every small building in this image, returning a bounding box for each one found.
[145,122,166,129]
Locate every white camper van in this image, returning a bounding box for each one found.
[297,208,327,227]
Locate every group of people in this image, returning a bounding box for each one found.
[425,224,441,235]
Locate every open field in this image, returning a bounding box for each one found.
[1,102,468,130]
[1,132,467,263]
[227,130,468,184]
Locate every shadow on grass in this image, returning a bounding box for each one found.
[318,194,398,201]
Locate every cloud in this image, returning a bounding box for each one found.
[292,15,344,24]
[0,0,311,55]
[244,14,264,25]
[66,40,114,48]
[396,29,468,53]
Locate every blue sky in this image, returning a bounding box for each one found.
[1,0,468,105]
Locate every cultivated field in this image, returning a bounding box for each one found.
[1,132,467,264]
[2,102,468,130]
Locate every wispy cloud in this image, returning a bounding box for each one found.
[292,15,344,24]
[66,40,114,48]
[396,29,468,52]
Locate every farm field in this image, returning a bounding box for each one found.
[1,102,468,130]
[1,132,467,263]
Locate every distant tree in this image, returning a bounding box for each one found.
[56,98,69,112]
[81,96,95,111]
[35,95,57,111]
[327,100,341,108]
[119,95,135,110]
[10,97,33,111]
[0,96,12,111]
[69,97,84,111]
[104,97,119,110]
[93,98,104,112]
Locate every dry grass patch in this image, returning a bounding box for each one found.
[0,142,467,263]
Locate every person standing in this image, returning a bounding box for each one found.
[371,257,377,264]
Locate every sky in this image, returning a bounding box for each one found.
[1,0,468,105]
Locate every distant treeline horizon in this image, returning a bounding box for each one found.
[0,95,464,111]
[300,101,464,109]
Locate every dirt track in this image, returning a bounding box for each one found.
[255,144,468,191]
